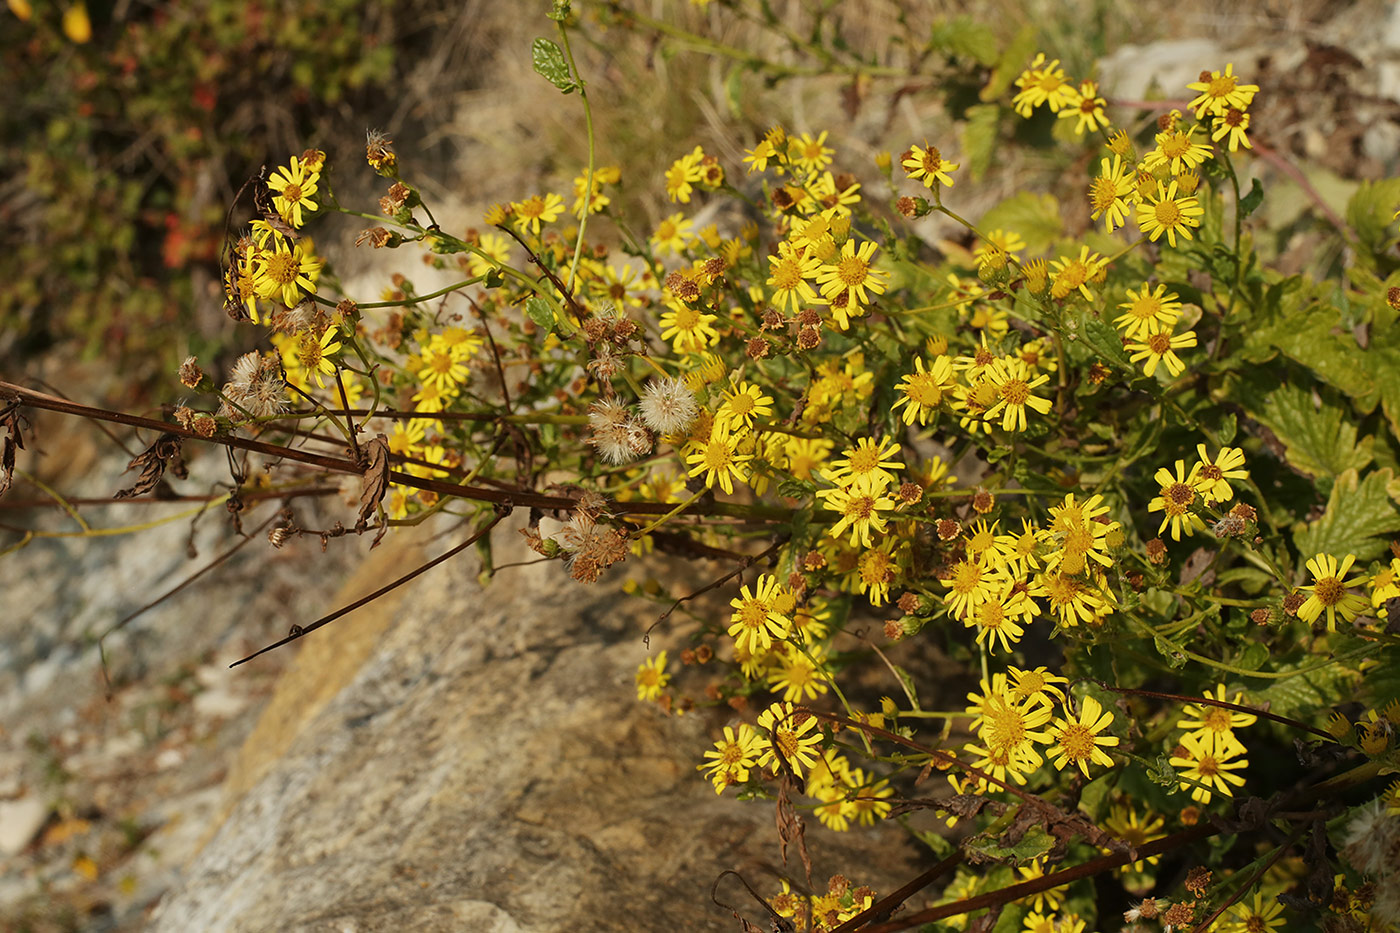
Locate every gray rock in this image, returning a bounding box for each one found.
[0,796,48,857]
[150,525,929,933]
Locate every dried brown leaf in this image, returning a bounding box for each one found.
[115,433,185,499]
[357,434,390,546]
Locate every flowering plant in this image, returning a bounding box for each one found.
[5,4,1400,932]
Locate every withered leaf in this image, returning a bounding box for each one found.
[357,434,390,546]
[0,401,24,501]
[115,433,185,499]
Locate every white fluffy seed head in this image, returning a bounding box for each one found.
[638,376,699,435]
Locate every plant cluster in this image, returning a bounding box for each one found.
[5,4,1400,933]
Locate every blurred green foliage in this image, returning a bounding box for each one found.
[0,0,398,394]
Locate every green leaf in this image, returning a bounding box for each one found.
[1254,661,1353,719]
[1077,771,1118,822]
[1346,177,1400,264]
[1294,467,1400,561]
[1076,309,1131,369]
[962,104,1000,182]
[964,825,1055,865]
[978,192,1062,256]
[531,38,576,92]
[525,296,557,332]
[1249,383,1372,483]
[1239,178,1264,219]
[928,16,999,66]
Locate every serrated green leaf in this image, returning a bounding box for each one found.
[1077,309,1131,369]
[965,825,1055,865]
[1233,643,1269,672]
[1294,467,1400,561]
[929,15,999,66]
[1254,662,1355,719]
[531,38,576,92]
[979,192,1062,256]
[525,296,556,332]
[1249,383,1372,482]
[1212,412,1237,447]
[962,104,1000,182]
[1346,177,1400,265]
[1239,178,1264,219]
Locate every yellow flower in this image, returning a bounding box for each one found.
[817,485,893,548]
[635,651,670,701]
[1089,154,1135,233]
[755,701,824,778]
[253,237,322,308]
[1149,459,1206,541]
[1186,63,1259,119]
[1193,444,1248,504]
[1049,695,1119,777]
[650,212,695,255]
[814,239,887,327]
[1170,733,1247,803]
[824,436,904,495]
[984,357,1053,433]
[686,431,750,495]
[1012,53,1073,117]
[1298,553,1370,631]
[511,192,565,235]
[788,131,834,174]
[714,380,775,436]
[267,156,320,229]
[1127,328,1197,378]
[1115,283,1183,338]
[698,723,762,792]
[901,143,959,189]
[765,241,821,315]
[891,355,957,426]
[1143,124,1214,174]
[1059,80,1110,136]
[1178,684,1255,756]
[1212,107,1254,152]
[658,301,719,354]
[728,574,791,655]
[1136,180,1205,247]
[296,325,342,389]
[1048,245,1106,301]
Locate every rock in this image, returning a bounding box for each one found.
[149,525,931,932]
[0,796,48,857]
[1098,39,1223,104]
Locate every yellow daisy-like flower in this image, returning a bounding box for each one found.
[1148,459,1206,541]
[1142,125,1214,174]
[1170,732,1247,803]
[901,143,959,189]
[658,302,719,354]
[1059,80,1109,136]
[765,241,821,315]
[1127,328,1197,378]
[686,431,750,495]
[983,357,1053,433]
[1193,444,1248,504]
[1048,245,1106,301]
[788,130,834,174]
[755,700,825,778]
[1372,557,1400,616]
[267,156,320,229]
[253,237,322,308]
[1178,684,1255,756]
[1088,154,1135,233]
[815,239,887,326]
[698,723,762,791]
[891,355,957,426]
[824,436,904,495]
[1049,695,1119,777]
[817,485,893,548]
[635,651,670,701]
[1185,63,1259,119]
[1224,892,1285,933]
[715,380,775,435]
[651,212,695,255]
[296,325,342,389]
[1212,107,1254,152]
[1298,553,1370,631]
[1136,180,1204,247]
[512,192,565,235]
[728,574,791,655]
[1012,53,1073,117]
[1115,283,1183,338]
[742,137,779,174]
[664,146,704,204]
